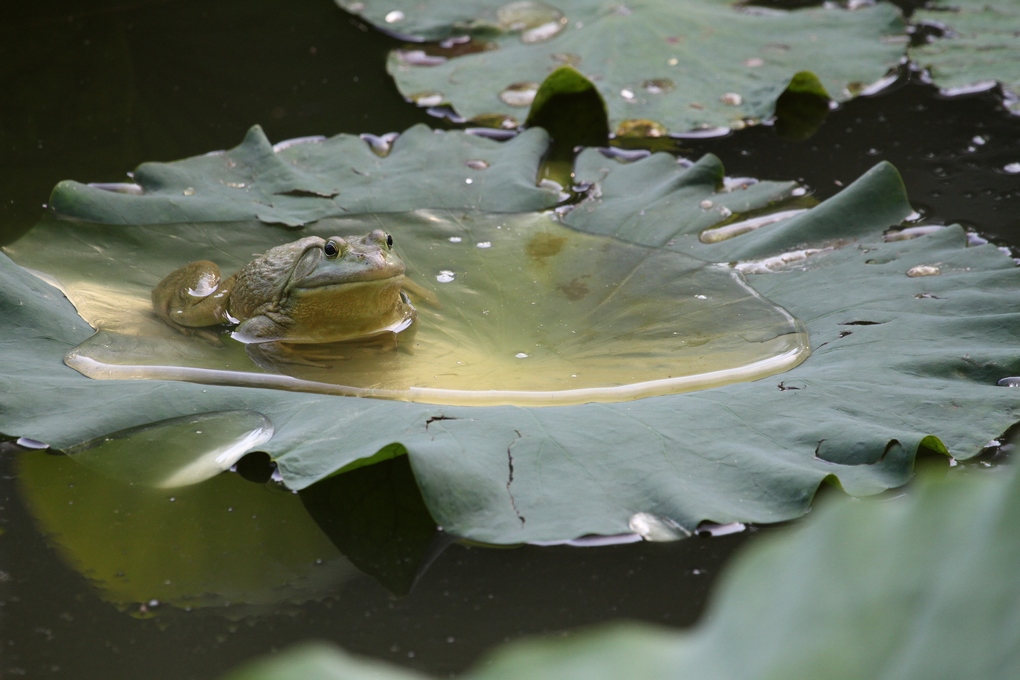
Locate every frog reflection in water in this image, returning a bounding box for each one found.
[152,230,416,353]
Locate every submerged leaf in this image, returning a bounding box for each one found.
[341,0,906,133]
[524,65,609,154]
[3,127,1020,545]
[773,71,832,141]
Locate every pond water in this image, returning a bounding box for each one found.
[2,0,1019,678]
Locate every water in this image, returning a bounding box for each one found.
[7,212,809,407]
[1,446,750,678]
[2,0,1019,677]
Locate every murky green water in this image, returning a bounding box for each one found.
[2,0,1019,678]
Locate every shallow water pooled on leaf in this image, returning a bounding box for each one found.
[6,211,808,406]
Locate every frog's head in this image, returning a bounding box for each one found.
[230,230,410,342]
[286,230,405,290]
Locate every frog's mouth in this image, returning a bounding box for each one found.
[288,245,405,289]
[294,270,405,290]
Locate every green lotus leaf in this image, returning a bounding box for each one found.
[3,126,1020,547]
[911,0,1020,114]
[49,124,561,226]
[220,464,1020,679]
[338,0,906,134]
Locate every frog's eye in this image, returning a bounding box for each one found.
[324,241,340,258]
[386,234,394,249]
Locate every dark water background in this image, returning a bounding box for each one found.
[1,1,1018,678]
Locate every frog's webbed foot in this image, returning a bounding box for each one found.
[245,332,408,372]
[188,326,230,346]
[245,342,335,369]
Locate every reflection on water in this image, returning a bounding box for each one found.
[4,443,756,678]
[16,449,358,614]
[299,454,444,596]
[65,410,273,488]
[7,210,809,406]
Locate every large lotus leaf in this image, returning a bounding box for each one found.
[220,464,1020,680]
[48,124,561,225]
[339,0,906,133]
[911,0,1020,114]
[3,127,1020,546]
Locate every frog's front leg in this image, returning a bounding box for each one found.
[152,261,234,334]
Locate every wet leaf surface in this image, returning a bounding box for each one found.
[338,0,906,133]
[911,0,1020,113]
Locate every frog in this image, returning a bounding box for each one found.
[151,230,416,344]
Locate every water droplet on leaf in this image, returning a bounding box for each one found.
[499,82,539,107]
[906,265,941,277]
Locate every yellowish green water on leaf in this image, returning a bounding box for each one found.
[7,211,808,406]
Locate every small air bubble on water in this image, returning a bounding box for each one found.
[477,241,492,248]
[515,352,529,359]
[465,178,473,184]
[621,89,636,100]
[791,187,807,197]
[1003,162,1020,174]
[449,236,462,243]
[436,270,456,283]
[384,10,404,23]
[694,294,707,299]
[700,200,713,209]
